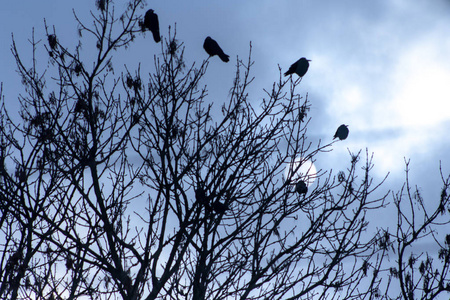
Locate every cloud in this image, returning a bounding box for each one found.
[294,0,450,178]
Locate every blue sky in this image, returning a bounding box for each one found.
[1,0,450,203]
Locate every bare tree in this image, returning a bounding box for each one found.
[372,160,450,300]
[0,1,449,300]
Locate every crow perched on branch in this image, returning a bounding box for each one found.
[48,34,57,50]
[284,57,311,77]
[144,9,161,43]
[203,36,230,62]
[333,124,349,140]
[295,180,308,195]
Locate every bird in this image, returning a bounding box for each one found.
[203,37,230,62]
[144,9,161,43]
[333,124,349,140]
[295,180,308,195]
[48,34,57,50]
[284,57,311,77]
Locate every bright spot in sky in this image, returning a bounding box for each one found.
[284,157,317,186]
[391,46,450,128]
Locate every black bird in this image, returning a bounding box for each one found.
[284,57,311,77]
[333,124,349,140]
[48,34,57,50]
[144,9,161,43]
[295,180,308,195]
[203,36,229,62]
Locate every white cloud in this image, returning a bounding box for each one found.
[391,41,450,127]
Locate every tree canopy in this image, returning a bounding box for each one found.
[1,1,449,299]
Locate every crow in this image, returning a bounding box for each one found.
[284,57,310,77]
[203,36,229,62]
[295,180,308,195]
[144,9,161,43]
[48,34,57,50]
[333,124,349,140]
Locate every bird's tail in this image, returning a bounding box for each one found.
[219,53,230,63]
[152,31,161,43]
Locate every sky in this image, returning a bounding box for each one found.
[1,0,450,216]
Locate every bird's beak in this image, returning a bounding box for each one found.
[307,60,312,62]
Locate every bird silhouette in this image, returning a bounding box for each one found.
[203,37,229,62]
[144,9,160,43]
[295,180,308,195]
[48,34,57,50]
[284,57,311,77]
[333,124,349,140]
